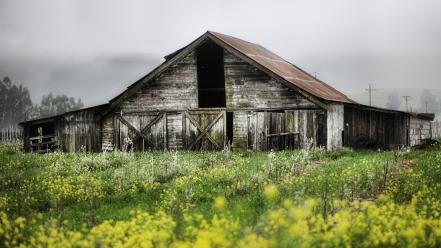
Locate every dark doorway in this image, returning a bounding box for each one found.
[226,112,234,145]
[196,41,226,108]
[30,121,55,137]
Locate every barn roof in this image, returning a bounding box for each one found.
[408,112,435,121]
[162,31,353,103]
[206,31,353,103]
[108,31,353,111]
[19,104,109,125]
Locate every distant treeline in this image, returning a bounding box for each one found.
[386,90,441,114]
[0,77,84,128]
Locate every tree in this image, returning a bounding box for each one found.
[37,93,84,118]
[0,77,33,127]
[386,92,400,110]
[419,90,438,113]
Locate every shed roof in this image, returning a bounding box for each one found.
[19,104,109,125]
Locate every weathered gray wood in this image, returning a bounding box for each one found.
[343,105,408,149]
[117,115,155,148]
[119,52,198,113]
[327,104,344,150]
[409,116,432,146]
[232,111,247,149]
[223,50,318,110]
[140,114,163,134]
[185,111,223,149]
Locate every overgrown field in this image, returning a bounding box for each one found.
[1,142,441,247]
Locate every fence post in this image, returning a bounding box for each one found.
[0,126,23,143]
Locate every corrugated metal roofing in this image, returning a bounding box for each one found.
[208,31,353,103]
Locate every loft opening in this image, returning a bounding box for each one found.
[196,41,226,108]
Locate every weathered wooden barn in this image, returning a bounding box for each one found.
[20,31,435,152]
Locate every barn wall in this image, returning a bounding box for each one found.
[166,113,183,150]
[343,106,408,149]
[60,110,101,152]
[223,50,317,109]
[232,111,248,149]
[327,104,344,150]
[409,117,432,146]
[119,52,198,112]
[101,115,114,151]
[245,109,326,151]
[105,43,323,151]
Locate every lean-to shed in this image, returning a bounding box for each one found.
[20,31,435,152]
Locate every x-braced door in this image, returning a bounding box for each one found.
[115,112,167,151]
[182,110,226,150]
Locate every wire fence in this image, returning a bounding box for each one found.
[0,126,23,143]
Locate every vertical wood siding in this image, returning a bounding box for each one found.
[344,106,408,149]
[409,117,432,146]
[327,104,344,150]
[246,109,326,151]
[61,110,101,152]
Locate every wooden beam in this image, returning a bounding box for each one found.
[140,114,163,134]
[117,115,155,148]
[185,111,223,149]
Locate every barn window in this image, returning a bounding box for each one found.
[196,41,226,108]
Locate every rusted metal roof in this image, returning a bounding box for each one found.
[19,104,109,125]
[208,31,353,103]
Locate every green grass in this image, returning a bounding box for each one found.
[1,142,441,246]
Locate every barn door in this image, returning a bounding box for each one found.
[115,113,167,151]
[247,111,266,150]
[182,110,226,150]
[248,111,301,151]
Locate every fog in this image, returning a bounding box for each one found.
[1,0,440,108]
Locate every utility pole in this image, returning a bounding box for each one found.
[425,101,428,113]
[365,84,376,106]
[402,96,411,112]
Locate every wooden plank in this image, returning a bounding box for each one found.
[267,132,300,137]
[187,111,224,149]
[140,114,163,134]
[117,115,155,147]
[163,113,167,150]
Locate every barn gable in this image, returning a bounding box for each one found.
[117,41,318,113]
[105,31,342,116]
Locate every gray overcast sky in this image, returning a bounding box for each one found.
[1,0,440,108]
